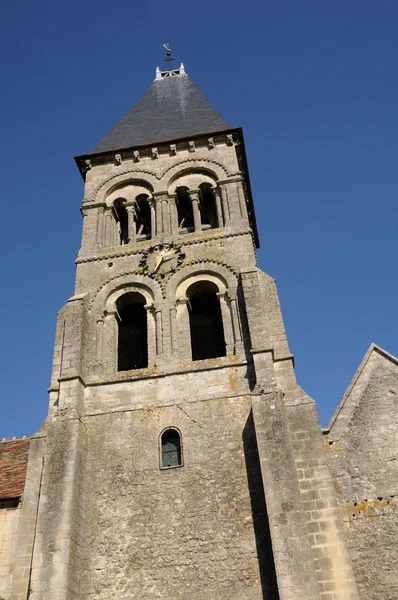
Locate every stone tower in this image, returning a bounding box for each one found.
[5,62,364,600]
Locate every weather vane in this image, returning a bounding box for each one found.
[163,43,175,70]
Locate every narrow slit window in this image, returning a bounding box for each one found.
[161,429,182,468]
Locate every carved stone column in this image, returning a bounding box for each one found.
[155,308,163,356]
[145,304,157,367]
[162,197,170,235]
[126,203,136,244]
[170,306,178,354]
[236,179,247,219]
[214,188,223,227]
[104,208,114,247]
[229,295,243,352]
[219,183,230,223]
[149,198,156,239]
[96,318,104,367]
[96,205,105,247]
[176,297,192,361]
[169,194,179,235]
[189,190,201,232]
[80,207,90,250]
[103,310,117,372]
[217,292,234,355]
[155,197,162,236]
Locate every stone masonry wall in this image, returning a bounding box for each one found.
[326,348,398,600]
[0,505,21,600]
[79,394,279,600]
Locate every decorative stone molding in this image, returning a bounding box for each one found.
[89,271,163,312]
[160,158,230,186]
[90,159,231,204]
[91,171,157,204]
[75,229,255,264]
[114,154,122,166]
[188,141,195,153]
[152,147,158,159]
[84,159,92,171]
[133,150,140,162]
[170,144,177,156]
[226,134,234,146]
[166,260,239,301]
[208,137,215,149]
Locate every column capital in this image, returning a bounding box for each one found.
[152,190,169,199]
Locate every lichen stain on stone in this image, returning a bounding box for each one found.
[325,438,343,453]
[139,406,165,423]
[345,497,396,538]
[228,368,239,394]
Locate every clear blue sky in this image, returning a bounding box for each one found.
[0,1,396,436]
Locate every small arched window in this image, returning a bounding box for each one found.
[160,428,183,469]
[176,187,194,231]
[116,292,148,371]
[135,194,151,238]
[187,281,226,361]
[199,183,217,229]
[114,198,129,244]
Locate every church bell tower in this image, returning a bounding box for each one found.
[14,58,361,600]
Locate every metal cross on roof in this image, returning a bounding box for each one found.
[162,43,175,70]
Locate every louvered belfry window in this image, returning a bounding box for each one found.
[161,429,182,468]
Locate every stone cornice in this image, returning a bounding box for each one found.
[82,356,249,388]
[75,229,254,264]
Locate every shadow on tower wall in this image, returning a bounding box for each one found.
[243,411,280,600]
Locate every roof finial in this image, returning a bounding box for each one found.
[162,43,175,70]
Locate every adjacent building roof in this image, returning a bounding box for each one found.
[0,438,30,500]
[325,343,398,435]
[91,70,230,154]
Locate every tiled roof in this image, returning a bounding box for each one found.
[91,73,230,154]
[0,439,30,500]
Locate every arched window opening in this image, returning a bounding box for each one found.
[199,183,217,229]
[114,198,129,245]
[161,429,182,468]
[176,187,194,231]
[187,281,226,361]
[135,194,151,238]
[116,292,148,371]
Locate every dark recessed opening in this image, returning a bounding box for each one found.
[188,281,226,361]
[161,429,182,468]
[176,187,194,230]
[199,183,217,228]
[0,498,19,509]
[114,198,129,245]
[117,292,148,371]
[135,194,151,237]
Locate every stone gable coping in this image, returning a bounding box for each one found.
[324,343,398,435]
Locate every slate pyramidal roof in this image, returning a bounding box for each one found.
[91,65,230,153]
[75,64,259,246]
